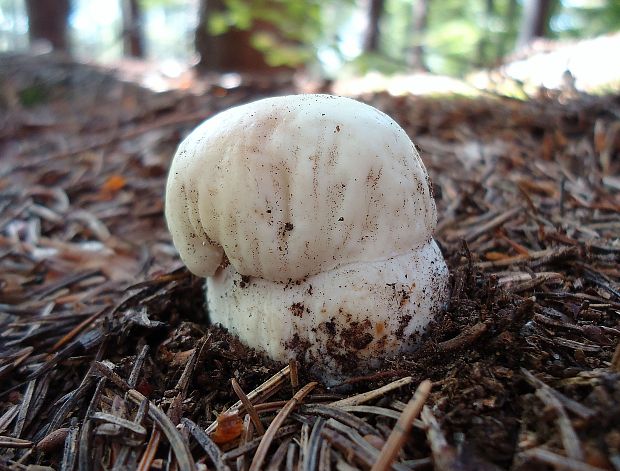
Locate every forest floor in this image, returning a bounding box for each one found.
[1,52,619,471]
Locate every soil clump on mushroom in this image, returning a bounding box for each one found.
[1,54,619,470]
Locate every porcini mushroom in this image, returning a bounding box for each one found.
[165,94,449,384]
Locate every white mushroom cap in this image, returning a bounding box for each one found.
[165,94,449,384]
[207,240,448,383]
[165,94,437,282]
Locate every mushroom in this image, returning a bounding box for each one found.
[165,94,449,384]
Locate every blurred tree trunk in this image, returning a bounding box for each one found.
[362,0,385,53]
[25,0,70,52]
[407,0,429,71]
[122,0,144,58]
[498,0,518,58]
[476,0,494,67]
[195,0,272,72]
[516,0,552,49]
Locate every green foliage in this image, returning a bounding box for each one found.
[550,0,620,39]
[18,84,48,107]
[152,0,620,76]
[208,0,253,33]
[381,0,618,76]
[202,0,362,70]
[140,0,187,9]
[251,31,315,67]
[379,0,524,76]
[349,52,407,75]
[206,0,331,67]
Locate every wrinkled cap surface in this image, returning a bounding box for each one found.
[166,94,437,282]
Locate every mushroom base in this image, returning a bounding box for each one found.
[205,240,449,386]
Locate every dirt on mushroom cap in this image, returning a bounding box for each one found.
[165,94,437,282]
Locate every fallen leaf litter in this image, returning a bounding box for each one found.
[1,54,619,470]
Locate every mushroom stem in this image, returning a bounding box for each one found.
[206,241,448,385]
